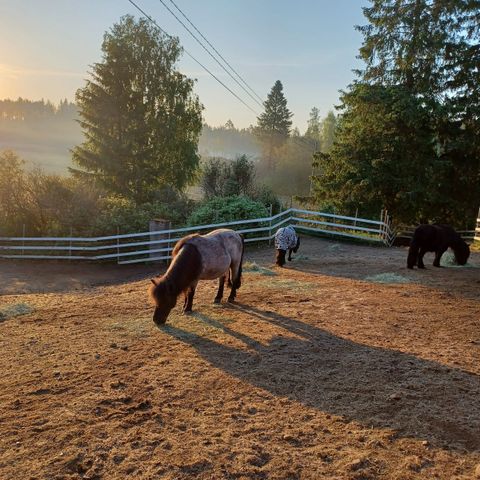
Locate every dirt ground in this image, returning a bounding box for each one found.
[0,237,479,480]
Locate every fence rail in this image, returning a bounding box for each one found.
[0,208,395,264]
[475,215,480,243]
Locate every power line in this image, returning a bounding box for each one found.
[128,0,315,153]
[167,0,264,105]
[157,0,262,109]
[161,3,316,151]
[127,0,259,115]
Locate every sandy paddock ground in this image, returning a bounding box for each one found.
[0,237,479,480]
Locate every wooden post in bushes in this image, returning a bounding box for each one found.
[149,219,170,263]
[268,204,273,245]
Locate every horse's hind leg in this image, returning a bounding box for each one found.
[214,275,226,304]
[183,285,197,313]
[417,248,427,269]
[228,263,241,303]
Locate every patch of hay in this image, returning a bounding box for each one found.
[0,303,34,322]
[257,278,316,291]
[364,273,411,284]
[291,254,310,261]
[243,261,277,276]
[440,251,476,268]
[164,309,234,339]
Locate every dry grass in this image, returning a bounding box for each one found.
[1,238,479,479]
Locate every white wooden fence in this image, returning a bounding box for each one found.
[0,208,395,264]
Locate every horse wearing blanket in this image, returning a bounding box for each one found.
[275,225,300,266]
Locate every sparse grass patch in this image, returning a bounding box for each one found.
[243,261,277,276]
[256,278,316,291]
[291,254,310,261]
[108,317,150,337]
[0,303,34,322]
[162,305,237,339]
[365,273,411,284]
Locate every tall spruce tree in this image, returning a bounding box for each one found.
[312,0,479,226]
[255,80,292,169]
[305,107,321,150]
[319,111,337,153]
[72,15,203,203]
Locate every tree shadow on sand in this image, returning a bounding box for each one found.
[162,304,480,452]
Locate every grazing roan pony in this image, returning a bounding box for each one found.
[407,224,470,269]
[274,225,300,267]
[149,229,244,325]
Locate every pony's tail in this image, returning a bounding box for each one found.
[233,234,244,289]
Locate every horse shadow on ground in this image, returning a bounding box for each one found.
[162,304,480,452]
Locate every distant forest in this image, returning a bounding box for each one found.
[0,99,263,173]
[0,98,81,172]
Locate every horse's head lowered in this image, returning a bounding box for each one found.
[452,239,470,266]
[293,236,301,253]
[149,278,177,325]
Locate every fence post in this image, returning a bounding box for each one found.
[354,208,358,228]
[379,209,385,243]
[268,203,273,245]
[149,219,170,263]
[69,227,73,261]
[22,224,25,256]
[116,226,120,264]
[167,221,172,265]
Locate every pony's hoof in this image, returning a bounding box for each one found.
[182,310,193,316]
[227,297,235,303]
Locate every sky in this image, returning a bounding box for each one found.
[0,0,368,131]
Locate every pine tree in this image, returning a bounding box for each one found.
[319,111,336,153]
[305,107,321,150]
[255,80,293,169]
[72,15,203,203]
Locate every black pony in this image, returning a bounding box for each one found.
[407,224,470,269]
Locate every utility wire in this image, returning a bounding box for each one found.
[127,0,258,115]
[157,0,262,109]
[167,0,264,105]
[128,0,315,153]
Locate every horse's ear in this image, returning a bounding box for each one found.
[150,278,158,286]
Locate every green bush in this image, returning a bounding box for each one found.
[187,195,268,226]
[92,194,194,235]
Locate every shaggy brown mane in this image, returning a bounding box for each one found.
[172,234,200,256]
